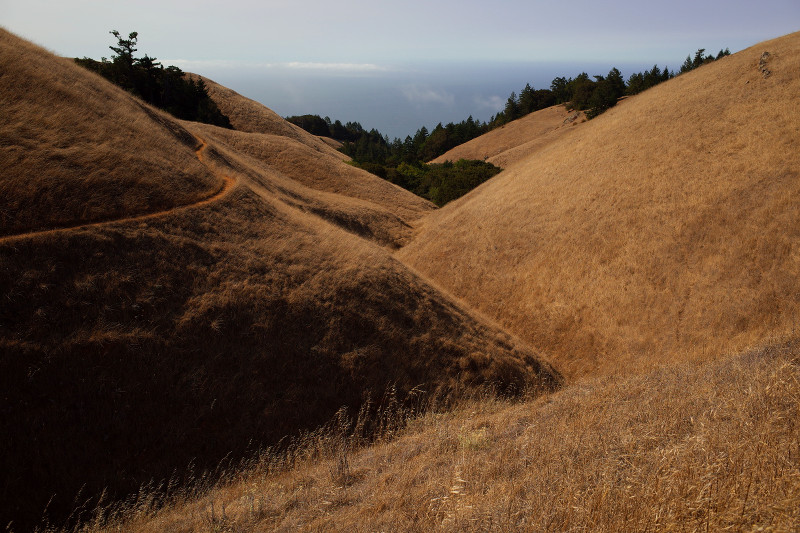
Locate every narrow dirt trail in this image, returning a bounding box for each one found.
[0,135,236,244]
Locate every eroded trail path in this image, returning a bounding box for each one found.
[0,136,235,244]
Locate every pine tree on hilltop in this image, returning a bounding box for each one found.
[109,30,137,69]
[519,83,536,114]
[75,30,232,128]
[504,91,520,122]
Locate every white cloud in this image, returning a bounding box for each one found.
[161,59,388,74]
[401,85,455,106]
[473,94,505,111]
[162,59,240,70]
[284,62,386,72]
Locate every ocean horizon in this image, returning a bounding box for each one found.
[171,59,672,139]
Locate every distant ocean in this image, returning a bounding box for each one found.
[188,60,665,140]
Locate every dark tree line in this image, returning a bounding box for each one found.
[75,31,232,128]
[288,46,730,205]
[359,159,503,207]
[284,114,370,141]
[283,115,502,205]
[290,46,731,170]
[680,47,731,73]
[487,67,626,124]
[625,64,673,96]
[286,114,492,167]
[492,47,729,123]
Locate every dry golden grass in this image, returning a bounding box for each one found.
[320,136,344,150]
[205,124,433,218]
[400,31,800,378]
[430,105,587,168]
[84,338,800,532]
[0,29,221,237]
[196,74,436,246]
[0,29,560,530]
[5,24,800,532]
[197,74,343,157]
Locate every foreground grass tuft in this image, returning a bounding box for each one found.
[70,339,800,532]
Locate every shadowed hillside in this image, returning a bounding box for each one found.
[400,31,800,378]
[0,29,560,530]
[93,337,800,532]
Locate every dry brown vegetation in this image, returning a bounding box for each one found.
[0,29,559,530]
[400,31,800,378]
[0,31,220,237]
[430,105,587,168]
[197,75,341,155]
[193,124,433,246]
[3,25,800,532]
[88,338,800,532]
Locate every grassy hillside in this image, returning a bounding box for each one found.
[198,74,436,245]
[0,30,221,238]
[430,105,587,168]
[198,75,341,154]
[400,31,800,378]
[90,338,800,532]
[6,24,800,532]
[197,126,434,232]
[0,30,560,530]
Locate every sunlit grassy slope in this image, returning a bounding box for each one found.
[430,105,587,168]
[0,29,560,530]
[0,30,221,237]
[400,31,800,378]
[198,74,341,154]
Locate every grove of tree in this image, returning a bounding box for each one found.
[75,31,232,128]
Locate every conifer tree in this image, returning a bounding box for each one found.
[109,30,137,68]
[504,91,520,121]
[519,83,536,114]
[606,67,625,99]
[550,76,570,104]
[692,48,707,68]
[680,55,693,73]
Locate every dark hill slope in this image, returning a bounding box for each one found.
[0,30,560,529]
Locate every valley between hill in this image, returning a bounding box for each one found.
[1,27,799,532]
[0,28,559,530]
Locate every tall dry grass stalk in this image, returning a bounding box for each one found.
[75,339,800,532]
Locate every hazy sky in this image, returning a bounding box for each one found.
[2,0,798,137]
